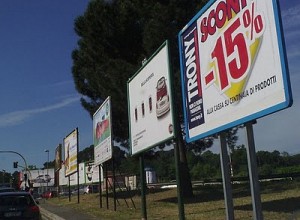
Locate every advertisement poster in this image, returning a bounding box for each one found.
[59,162,103,186]
[93,97,112,166]
[64,128,78,176]
[28,169,55,188]
[128,41,175,155]
[85,163,103,184]
[178,0,292,142]
[55,144,62,172]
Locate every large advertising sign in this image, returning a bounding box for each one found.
[93,97,112,166]
[64,128,78,176]
[59,162,103,186]
[28,169,55,188]
[178,0,292,142]
[55,144,62,172]
[128,41,175,155]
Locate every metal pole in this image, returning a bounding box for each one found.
[219,132,234,220]
[173,140,185,220]
[245,122,263,220]
[99,164,102,208]
[105,162,109,209]
[139,154,147,220]
[68,176,71,202]
[112,158,116,211]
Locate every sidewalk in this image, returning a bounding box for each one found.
[39,199,98,220]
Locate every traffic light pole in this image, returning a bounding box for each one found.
[0,150,29,172]
[0,150,30,190]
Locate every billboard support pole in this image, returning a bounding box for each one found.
[68,176,71,202]
[99,164,102,208]
[245,121,263,220]
[139,154,147,220]
[105,162,109,209]
[77,128,80,204]
[112,158,117,211]
[219,132,234,220]
[173,139,185,220]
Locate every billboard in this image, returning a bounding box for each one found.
[178,0,292,142]
[128,41,175,155]
[28,169,55,188]
[85,162,102,184]
[59,162,103,186]
[64,128,78,176]
[55,144,62,172]
[93,97,112,166]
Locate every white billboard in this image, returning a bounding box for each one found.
[93,97,112,166]
[178,0,292,142]
[128,41,175,155]
[64,128,78,176]
[85,163,102,184]
[28,169,55,188]
[59,162,103,186]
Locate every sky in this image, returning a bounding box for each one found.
[0,0,299,174]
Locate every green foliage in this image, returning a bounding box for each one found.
[71,0,211,147]
[78,145,94,163]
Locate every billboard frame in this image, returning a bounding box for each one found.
[55,144,62,172]
[64,128,78,177]
[178,0,293,143]
[93,96,113,166]
[127,40,177,155]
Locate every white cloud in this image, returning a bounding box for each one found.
[0,96,79,127]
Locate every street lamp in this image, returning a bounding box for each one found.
[45,149,49,192]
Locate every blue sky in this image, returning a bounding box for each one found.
[0,0,299,173]
[0,1,91,173]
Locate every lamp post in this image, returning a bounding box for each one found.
[45,149,49,192]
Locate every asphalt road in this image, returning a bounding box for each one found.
[39,199,98,220]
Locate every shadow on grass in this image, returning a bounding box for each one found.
[155,182,300,206]
[235,197,300,213]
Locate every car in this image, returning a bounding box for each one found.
[156,76,170,118]
[0,191,41,219]
[0,187,16,193]
[41,191,57,199]
[72,185,91,195]
[32,174,51,183]
[58,191,69,197]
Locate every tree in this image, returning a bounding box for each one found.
[72,0,211,198]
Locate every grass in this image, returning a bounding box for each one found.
[47,179,300,219]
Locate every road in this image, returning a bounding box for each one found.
[38,199,97,220]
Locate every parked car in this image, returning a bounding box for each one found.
[72,185,91,195]
[0,191,41,219]
[41,191,57,199]
[59,191,69,197]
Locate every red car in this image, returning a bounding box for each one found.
[41,191,57,199]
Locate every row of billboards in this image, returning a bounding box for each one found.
[128,0,292,153]
[54,0,292,178]
[53,99,112,178]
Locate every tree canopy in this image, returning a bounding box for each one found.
[72,0,208,146]
[71,0,223,198]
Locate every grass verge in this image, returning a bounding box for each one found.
[46,179,300,219]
